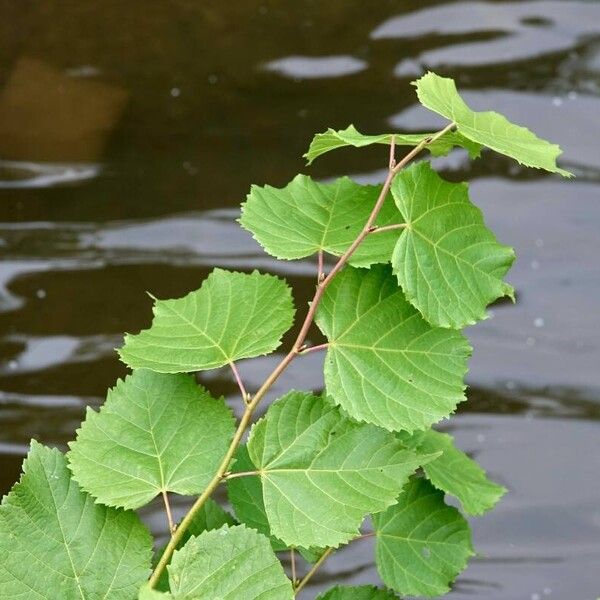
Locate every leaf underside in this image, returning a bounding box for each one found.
[68,370,235,510]
[246,391,431,549]
[167,525,294,599]
[392,161,515,329]
[119,268,295,373]
[240,174,403,268]
[316,585,400,599]
[399,429,506,515]
[304,124,482,164]
[316,265,471,432]
[373,478,474,597]
[414,71,572,176]
[0,441,152,599]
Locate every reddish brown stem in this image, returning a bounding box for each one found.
[299,343,328,355]
[229,361,249,403]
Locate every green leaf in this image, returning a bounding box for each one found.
[227,445,288,551]
[68,370,235,510]
[228,446,324,559]
[154,498,237,592]
[139,583,172,599]
[304,124,482,164]
[185,497,237,536]
[414,71,572,176]
[373,478,474,597]
[316,265,471,432]
[399,429,506,515]
[391,161,515,328]
[119,268,295,373]
[0,441,152,599]
[240,175,402,267]
[246,391,432,548]
[167,524,294,599]
[316,585,400,600]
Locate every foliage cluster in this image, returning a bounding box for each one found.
[0,73,569,599]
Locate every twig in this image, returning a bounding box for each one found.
[147,121,456,588]
[290,547,297,587]
[294,548,333,595]
[229,361,249,404]
[161,490,175,536]
[389,134,396,169]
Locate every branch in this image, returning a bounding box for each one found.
[294,547,333,595]
[147,121,456,588]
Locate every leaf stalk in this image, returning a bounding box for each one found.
[293,547,333,595]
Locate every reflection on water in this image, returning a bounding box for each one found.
[264,55,369,79]
[1,1,599,598]
[0,160,101,188]
[373,1,600,75]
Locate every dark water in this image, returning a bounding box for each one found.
[1,1,599,598]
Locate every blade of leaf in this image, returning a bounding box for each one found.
[119,268,295,373]
[246,391,434,548]
[139,583,172,599]
[167,524,294,599]
[316,585,400,599]
[398,429,506,515]
[391,161,515,329]
[68,370,235,510]
[373,477,474,597]
[316,265,471,432]
[413,71,572,176]
[240,175,402,268]
[304,124,482,164]
[0,441,152,599]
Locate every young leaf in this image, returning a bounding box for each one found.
[167,524,294,599]
[68,370,235,510]
[316,585,400,600]
[304,124,482,164]
[399,429,506,516]
[246,391,432,548]
[414,71,572,176]
[391,161,515,329]
[119,268,295,373]
[0,441,152,599]
[240,175,401,268]
[316,265,471,433]
[373,478,474,597]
